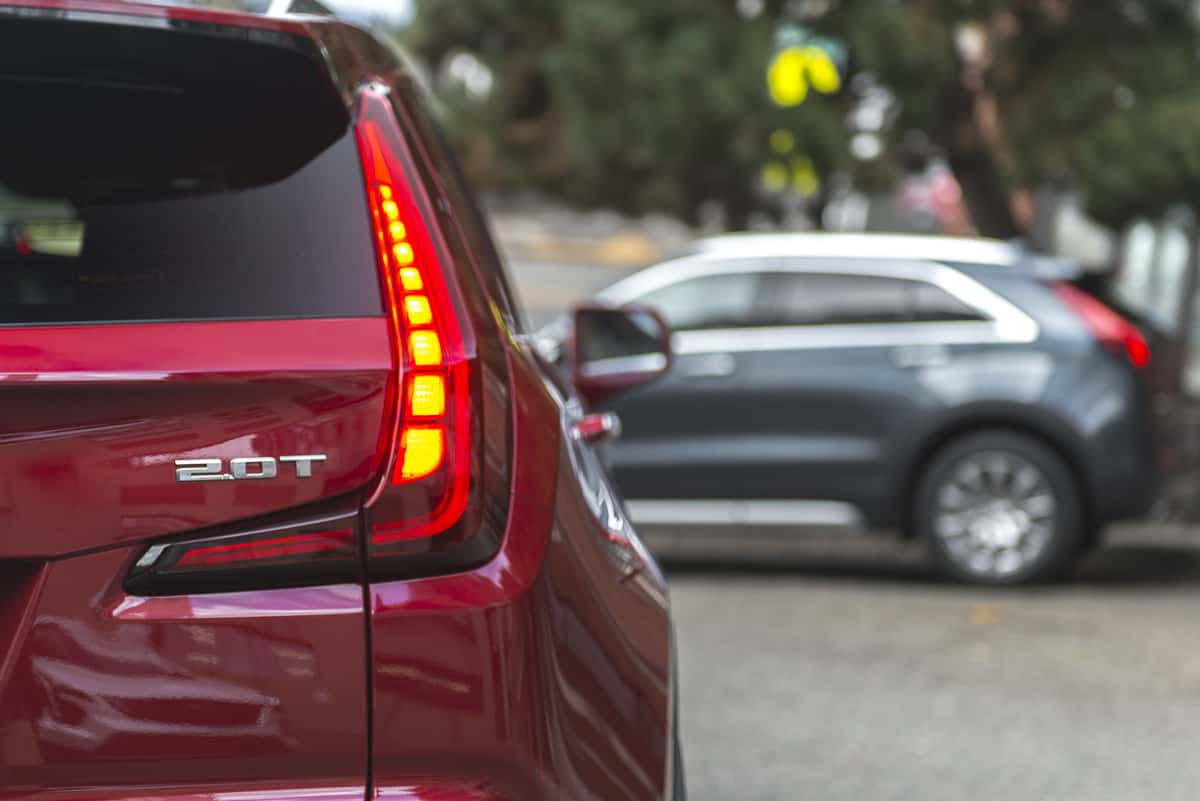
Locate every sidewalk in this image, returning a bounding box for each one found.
[487,199,695,268]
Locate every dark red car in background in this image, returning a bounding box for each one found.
[0,4,681,801]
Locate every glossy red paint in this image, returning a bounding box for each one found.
[0,318,393,559]
[0,8,676,801]
[369,353,673,801]
[0,547,368,793]
[1,787,366,801]
[357,61,674,801]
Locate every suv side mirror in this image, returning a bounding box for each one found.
[570,303,672,406]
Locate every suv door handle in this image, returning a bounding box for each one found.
[892,344,950,368]
[681,352,736,378]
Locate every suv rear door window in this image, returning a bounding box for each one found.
[758,273,911,326]
[910,282,987,322]
[759,271,987,326]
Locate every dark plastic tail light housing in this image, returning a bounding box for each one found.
[125,514,359,596]
[355,86,512,579]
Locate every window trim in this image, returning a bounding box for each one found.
[674,320,1012,355]
[599,255,1040,354]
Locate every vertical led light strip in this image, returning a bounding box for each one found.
[356,91,474,545]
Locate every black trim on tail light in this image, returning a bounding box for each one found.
[125,511,360,596]
[354,84,512,581]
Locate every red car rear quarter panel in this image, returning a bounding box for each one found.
[0,318,392,559]
[0,549,368,793]
[369,354,672,801]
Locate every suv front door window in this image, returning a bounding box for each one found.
[635,270,763,331]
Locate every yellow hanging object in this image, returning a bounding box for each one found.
[767,47,809,107]
[767,45,842,107]
[804,46,842,95]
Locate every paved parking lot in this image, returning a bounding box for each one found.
[668,527,1200,801]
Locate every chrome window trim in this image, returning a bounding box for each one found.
[598,255,1040,351]
[673,321,1022,355]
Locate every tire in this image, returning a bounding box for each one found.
[915,430,1085,585]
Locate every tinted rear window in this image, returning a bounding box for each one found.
[0,17,382,325]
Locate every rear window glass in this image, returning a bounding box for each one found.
[0,17,382,326]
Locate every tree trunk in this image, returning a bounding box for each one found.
[945,145,1022,239]
[939,82,1022,239]
[722,181,756,232]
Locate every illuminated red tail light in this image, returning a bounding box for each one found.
[173,531,351,568]
[1055,283,1150,369]
[125,521,358,596]
[128,87,511,595]
[354,87,502,570]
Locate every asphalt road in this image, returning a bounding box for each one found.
[505,255,1200,800]
[667,528,1200,801]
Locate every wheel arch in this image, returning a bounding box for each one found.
[897,408,1095,543]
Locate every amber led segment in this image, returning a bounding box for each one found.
[405,295,432,325]
[399,267,423,291]
[392,243,414,265]
[400,426,445,480]
[409,374,446,417]
[409,330,442,366]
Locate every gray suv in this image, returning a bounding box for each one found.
[543,233,1158,584]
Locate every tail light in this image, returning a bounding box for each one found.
[125,516,359,596]
[354,86,510,577]
[125,87,514,596]
[1055,283,1150,369]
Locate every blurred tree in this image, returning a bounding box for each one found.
[819,0,1200,234]
[407,1,1200,235]
[404,0,849,227]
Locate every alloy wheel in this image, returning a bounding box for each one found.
[931,451,1058,579]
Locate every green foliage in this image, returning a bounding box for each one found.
[407,0,1200,230]
[996,1,1200,224]
[405,0,849,224]
[829,0,1200,227]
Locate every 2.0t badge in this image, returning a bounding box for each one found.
[174,455,327,482]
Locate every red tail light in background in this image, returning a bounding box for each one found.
[1055,283,1150,369]
[355,87,496,567]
